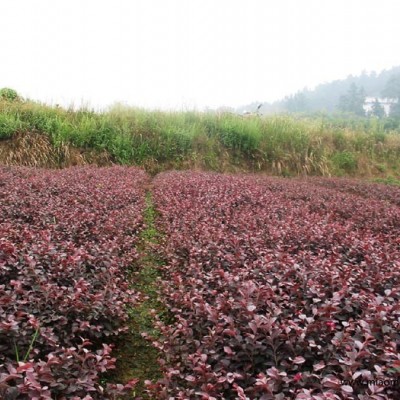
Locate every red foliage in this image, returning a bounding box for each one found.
[150,172,400,399]
[308,177,400,207]
[0,166,147,399]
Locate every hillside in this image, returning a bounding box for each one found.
[238,65,400,115]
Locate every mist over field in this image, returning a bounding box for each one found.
[1,0,399,111]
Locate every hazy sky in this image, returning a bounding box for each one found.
[1,0,399,110]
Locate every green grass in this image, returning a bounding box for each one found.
[372,176,400,186]
[107,190,169,398]
[1,98,400,177]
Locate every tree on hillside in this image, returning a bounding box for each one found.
[370,98,385,118]
[382,74,400,99]
[382,74,400,117]
[337,83,366,116]
[283,91,309,113]
[237,65,400,116]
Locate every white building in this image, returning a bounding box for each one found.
[363,97,397,116]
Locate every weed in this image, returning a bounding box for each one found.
[373,176,400,186]
[1,100,400,176]
[332,151,358,173]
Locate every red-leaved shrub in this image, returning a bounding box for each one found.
[0,166,147,399]
[149,172,400,399]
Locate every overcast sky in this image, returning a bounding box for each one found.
[0,0,399,110]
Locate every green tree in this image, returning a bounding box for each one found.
[337,83,366,116]
[382,74,400,117]
[284,91,309,113]
[370,98,385,118]
[382,74,400,99]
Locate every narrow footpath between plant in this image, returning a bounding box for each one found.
[107,187,167,399]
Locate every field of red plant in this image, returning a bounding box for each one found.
[0,166,148,399]
[150,172,400,399]
[2,167,400,400]
[307,177,400,207]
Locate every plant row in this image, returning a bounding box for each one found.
[307,177,400,207]
[149,172,400,399]
[0,166,148,399]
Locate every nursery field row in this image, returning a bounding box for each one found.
[0,166,148,399]
[307,177,400,207]
[150,172,400,399]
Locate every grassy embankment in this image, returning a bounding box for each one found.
[1,98,400,178]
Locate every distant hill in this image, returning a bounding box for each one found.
[236,65,400,115]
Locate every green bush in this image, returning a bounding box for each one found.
[332,151,357,173]
[0,114,24,139]
[0,87,20,102]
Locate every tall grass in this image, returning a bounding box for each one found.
[1,99,400,176]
